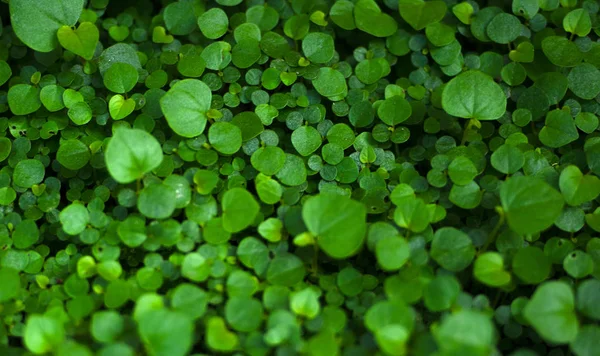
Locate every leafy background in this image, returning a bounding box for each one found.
[0,0,599,355]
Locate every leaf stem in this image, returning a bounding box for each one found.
[311,243,319,276]
[481,206,505,253]
[461,120,473,146]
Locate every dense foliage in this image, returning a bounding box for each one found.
[0,0,599,354]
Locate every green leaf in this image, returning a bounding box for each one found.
[448,156,478,185]
[266,253,306,286]
[312,68,347,100]
[393,195,432,233]
[571,325,600,356]
[453,2,474,25]
[576,279,600,320]
[473,252,512,287]
[138,184,177,219]
[354,0,398,37]
[302,33,334,64]
[57,139,91,170]
[103,63,139,94]
[0,60,11,87]
[0,268,21,302]
[163,1,196,36]
[138,309,193,356]
[559,165,600,206]
[13,159,45,188]
[222,188,260,233]
[68,101,93,125]
[512,0,539,19]
[40,85,65,112]
[563,9,592,37]
[160,79,212,138]
[225,297,263,331]
[9,0,83,52]
[206,317,238,352]
[24,315,65,354]
[399,0,447,31]
[501,175,564,235]
[57,22,99,60]
[378,96,411,126]
[490,144,524,174]
[232,39,261,69]
[208,122,243,155]
[539,108,579,148]
[424,275,460,311]
[442,70,507,120]
[512,246,551,284]
[508,41,534,63]
[59,203,90,235]
[292,126,322,156]
[486,13,522,44]
[251,146,286,176]
[13,219,39,249]
[330,0,356,30]
[425,22,455,47]
[524,281,579,344]
[302,193,367,259]
[198,8,229,40]
[8,84,41,116]
[431,227,475,272]
[434,310,495,355]
[109,95,136,120]
[568,63,600,100]
[542,36,582,67]
[105,127,164,184]
[376,236,410,271]
[290,288,320,319]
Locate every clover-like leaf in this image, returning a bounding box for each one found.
[524,281,579,344]
[57,22,99,60]
[9,0,83,52]
[105,128,164,184]
[303,193,367,259]
[500,175,565,235]
[160,79,212,138]
[442,70,507,120]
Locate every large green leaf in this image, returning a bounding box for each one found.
[500,176,564,235]
[105,128,164,183]
[442,70,507,120]
[10,0,84,52]
[302,193,367,259]
[160,79,212,138]
[523,281,579,344]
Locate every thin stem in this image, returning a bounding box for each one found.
[136,178,141,194]
[492,290,503,309]
[311,243,319,277]
[481,207,505,253]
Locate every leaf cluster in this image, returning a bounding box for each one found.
[0,0,599,355]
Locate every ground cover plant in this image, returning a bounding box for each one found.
[0,0,599,354]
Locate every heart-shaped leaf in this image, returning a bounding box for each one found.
[57,22,99,60]
[509,41,534,63]
[280,72,297,86]
[399,0,447,31]
[108,25,130,42]
[442,70,507,121]
[109,94,135,120]
[559,165,600,206]
[354,0,398,37]
[538,109,579,148]
[152,26,174,44]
